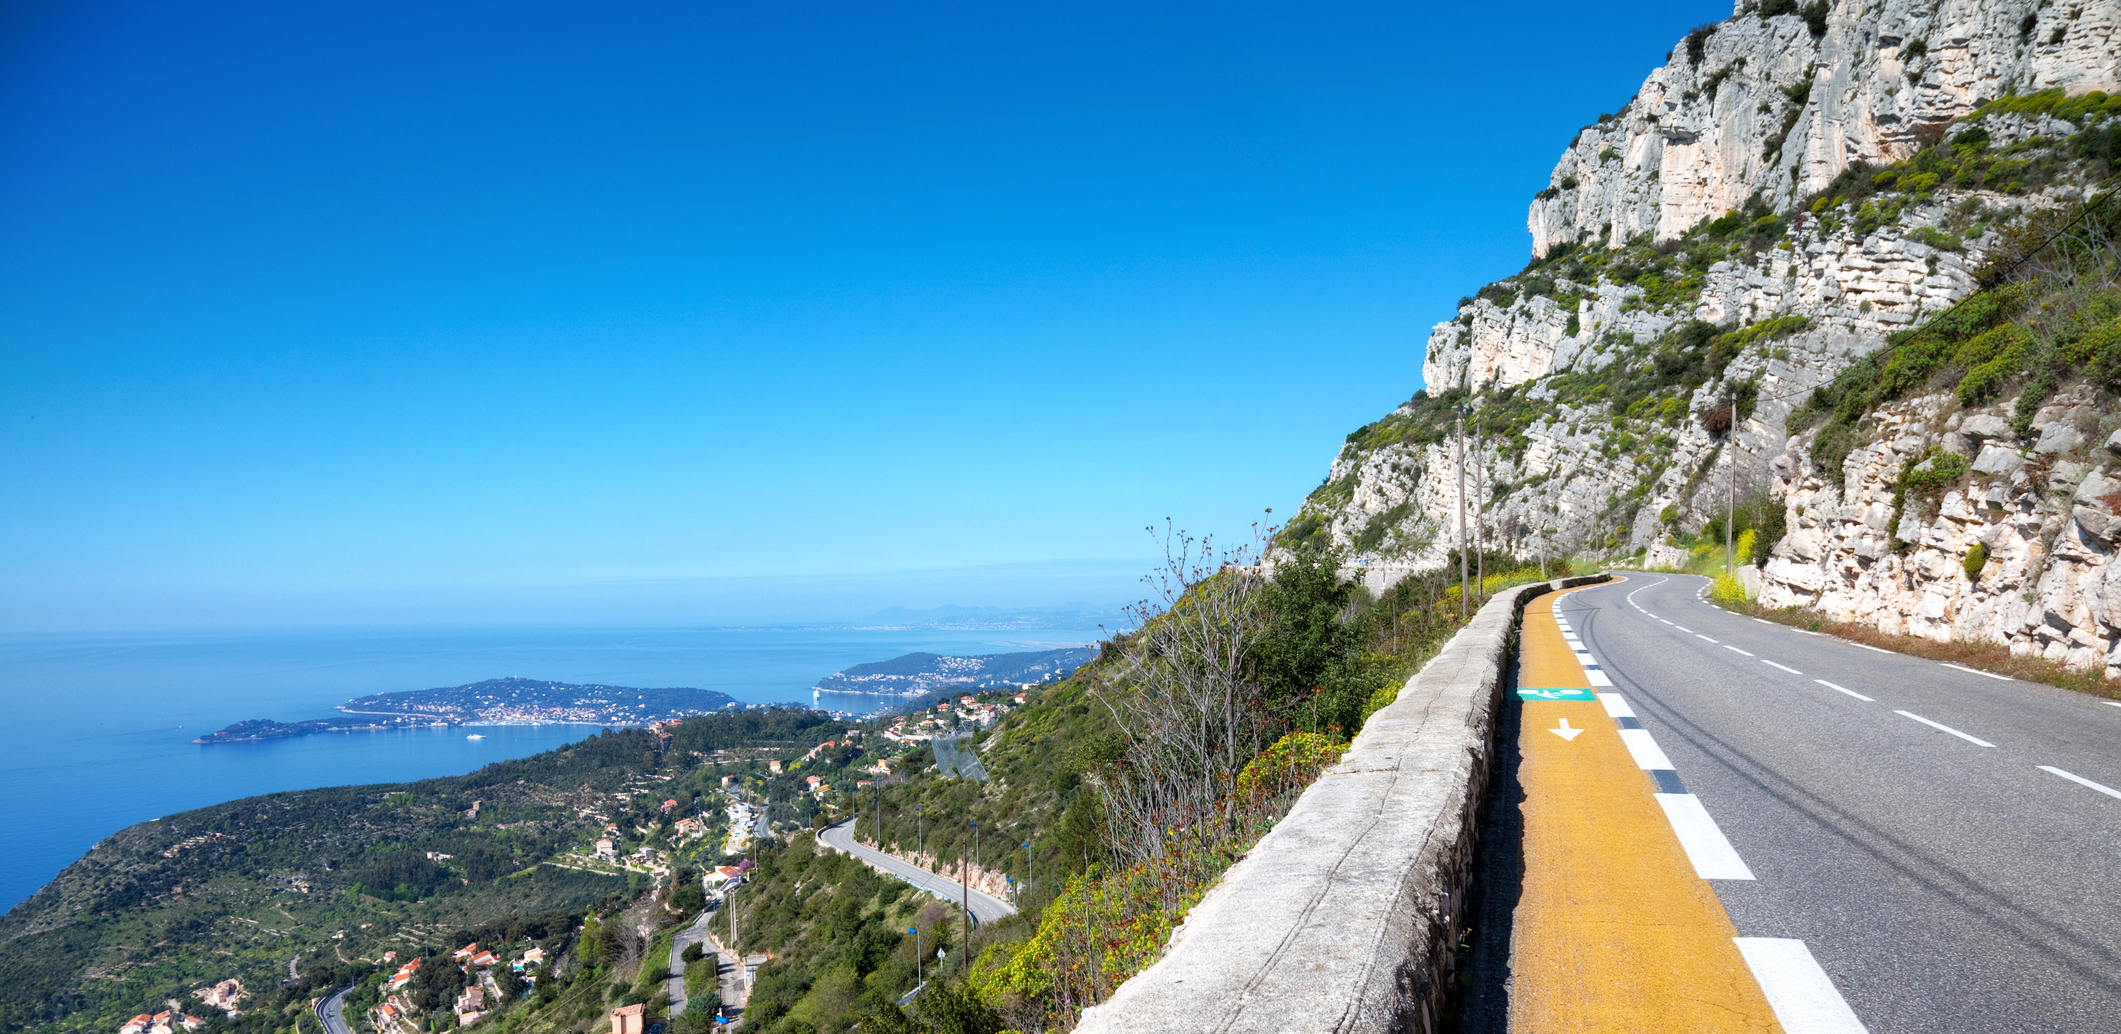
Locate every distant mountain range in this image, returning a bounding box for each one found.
[195,677,741,743]
[860,602,1126,630]
[812,647,1097,700]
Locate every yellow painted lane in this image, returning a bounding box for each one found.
[1511,586,1781,1034]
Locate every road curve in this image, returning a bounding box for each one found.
[315,985,354,1034]
[816,820,1015,923]
[667,904,716,1015]
[1557,573,2121,1033]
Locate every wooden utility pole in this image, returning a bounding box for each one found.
[1726,383,1738,577]
[1474,413,1485,602]
[1456,412,1468,620]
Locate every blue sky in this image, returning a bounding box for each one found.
[1,0,1724,630]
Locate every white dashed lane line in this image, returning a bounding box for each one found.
[1762,660,1803,675]
[1941,662,2014,682]
[1895,710,1998,749]
[1816,680,1874,702]
[2038,766,2121,800]
[1697,635,1718,643]
[1723,645,1755,657]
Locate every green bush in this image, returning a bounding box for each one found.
[1685,24,1716,65]
[1964,542,1987,582]
[1900,450,1968,495]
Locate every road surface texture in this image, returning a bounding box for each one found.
[315,985,354,1034]
[1482,573,2121,1034]
[816,820,1015,923]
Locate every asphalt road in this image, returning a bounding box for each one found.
[816,820,1016,923]
[1562,573,2121,1033]
[315,985,354,1034]
[667,902,715,1015]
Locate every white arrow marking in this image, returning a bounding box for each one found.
[1549,718,1584,741]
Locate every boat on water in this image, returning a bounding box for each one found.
[466,733,485,740]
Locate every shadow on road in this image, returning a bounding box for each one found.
[1446,652,1528,1033]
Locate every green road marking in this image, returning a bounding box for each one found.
[1517,688,1599,702]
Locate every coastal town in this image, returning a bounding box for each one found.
[95,681,1050,1034]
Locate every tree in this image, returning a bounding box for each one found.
[1092,521,1269,865]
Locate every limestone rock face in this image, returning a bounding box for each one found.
[1759,386,2121,677]
[1529,0,2119,260]
[1425,0,2121,395]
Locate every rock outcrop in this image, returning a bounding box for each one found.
[1761,386,2121,675]
[1529,0,2120,259]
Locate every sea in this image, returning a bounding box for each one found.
[0,624,1105,912]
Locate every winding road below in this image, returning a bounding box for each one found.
[817,820,1015,923]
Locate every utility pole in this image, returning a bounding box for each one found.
[909,927,922,985]
[1474,413,1485,602]
[1021,842,1032,907]
[915,807,924,869]
[1727,382,1738,577]
[1456,411,1468,620]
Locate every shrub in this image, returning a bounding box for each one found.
[1964,542,1987,582]
[1752,504,1785,567]
[1708,571,1751,606]
[1685,24,1716,65]
[1800,1,1830,35]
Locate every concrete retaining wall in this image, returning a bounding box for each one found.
[1075,574,1609,1034]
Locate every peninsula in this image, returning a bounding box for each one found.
[194,677,741,743]
[810,646,1095,702]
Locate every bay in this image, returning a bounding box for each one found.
[0,624,1102,911]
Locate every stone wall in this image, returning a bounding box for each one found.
[1073,575,1609,1034]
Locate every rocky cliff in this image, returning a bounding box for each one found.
[1525,0,2119,260]
[1290,0,2121,677]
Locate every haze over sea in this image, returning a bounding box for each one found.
[0,623,1103,910]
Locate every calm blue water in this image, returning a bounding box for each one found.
[0,625,1101,911]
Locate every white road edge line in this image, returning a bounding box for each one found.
[1653,794,1755,880]
[1815,680,1874,702]
[1763,660,1803,674]
[1723,645,1756,656]
[1894,710,1997,748]
[2037,765,2121,800]
[1847,642,1893,654]
[1940,662,2014,682]
[1733,938,1869,1034]
[1618,728,1675,770]
[2106,701,2121,709]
